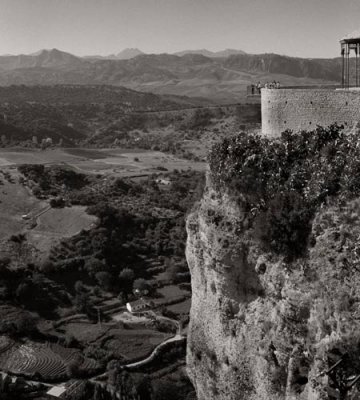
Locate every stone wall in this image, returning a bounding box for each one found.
[261,88,360,137]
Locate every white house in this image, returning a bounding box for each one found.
[155,178,171,186]
[126,298,150,313]
[46,385,67,398]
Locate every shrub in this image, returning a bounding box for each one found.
[95,271,112,290]
[255,191,314,258]
[50,197,65,208]
[133,278,150,292]
[208,124,360,258]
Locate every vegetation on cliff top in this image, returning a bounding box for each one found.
[208,124,360,258]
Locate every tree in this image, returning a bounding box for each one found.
[75,280,86,294]
[152,380,182,400]
[15,282,32,303]
[66,353,84,378]
[64,334,79,348]
[168,263,182,283]
[132,374,151,400]
[50,197,65,208]
[118,268,135,295]
[40,259,55,273]
[95,271,112,290]
[74,292,90,313]
[15,313,38,335]
[133,278,150,293]
[0,257,10,270]
[85,258,106,277]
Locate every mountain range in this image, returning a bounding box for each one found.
[84,48,145,60]
[0,48,342,103]
[173,49,246,58]
[82,48,246,60]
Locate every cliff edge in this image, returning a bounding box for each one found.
[186,126,360,400]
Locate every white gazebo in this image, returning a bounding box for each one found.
[340,29,360,88]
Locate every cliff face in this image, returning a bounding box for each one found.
[186,138,360,400]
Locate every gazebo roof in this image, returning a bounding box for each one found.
[341,29,360,43]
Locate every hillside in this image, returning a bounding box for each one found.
[0,84,198,106]
[0,49,342,103]
[0,84,210,146]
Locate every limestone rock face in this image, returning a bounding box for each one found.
[186,176,360,400]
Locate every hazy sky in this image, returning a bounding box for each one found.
[1,0,360,58]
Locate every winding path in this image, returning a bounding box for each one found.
[124,333,184,369]
[92,314,185,382]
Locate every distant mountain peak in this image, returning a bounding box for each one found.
[31,48,66,55]
[83,48,144,60]
[174,48,246,58]
[0,48,82,70]
[34,48,81,64]
[116,48,144,60]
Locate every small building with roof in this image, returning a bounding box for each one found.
[46,385,67,398]
[126,298,151,313]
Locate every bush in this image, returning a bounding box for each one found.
[95,271,112,290]
[208,124,360,258]
[255,191,313,258]
[50,197,65,208]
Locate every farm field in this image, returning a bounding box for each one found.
[61,322,171,362]
[0,148,83,166]
[33,206,95,236]
[101,328,172,362]
[0,147,206,178]
[26,206,96,257]
[0,171,100,275]
[153,285,191,308]
[157,285,188,299]
[0,335,99,380]
[0,172,46,240]
[167,298,191,316]
[61,322,111,344]
[0,168,97,262]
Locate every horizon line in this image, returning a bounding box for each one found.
[0,47,342,60]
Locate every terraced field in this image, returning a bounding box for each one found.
[0,336,99,380]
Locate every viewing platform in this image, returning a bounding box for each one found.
[251,30,360,136]
[261,86,360,137]
[259,30,360,136]
[247,84,340,96]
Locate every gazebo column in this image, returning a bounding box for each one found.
[347,44,350,88]
[342,46,345,88]
[355,43,359,87]
[344,43,349,89]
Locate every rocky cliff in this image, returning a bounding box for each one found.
[186,127,360,400]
